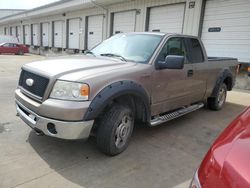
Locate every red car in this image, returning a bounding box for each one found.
[191,106,250,188]
[0,43,29,55]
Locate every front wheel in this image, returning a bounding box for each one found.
[207,83,227,110]
[96,104,134,156]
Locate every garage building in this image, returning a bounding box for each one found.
[0,0,249,63]
[200,0,250,63]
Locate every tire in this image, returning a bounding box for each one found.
[207,83,227,111]
[17,50,24,55]
[96,104,134,156]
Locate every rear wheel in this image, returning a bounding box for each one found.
[17,50,24,55]
[207,83,227,110]
[96,104,134,156]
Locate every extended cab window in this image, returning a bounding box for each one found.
[157,37,187,63]
[186,38,204,63]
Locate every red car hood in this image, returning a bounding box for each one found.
[198,107,250,188]
[220,125,250,187]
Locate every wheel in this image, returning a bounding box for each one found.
[96,104,134,156]
[207,83,227,110]
[17,50,24,55]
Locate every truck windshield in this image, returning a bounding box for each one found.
[90,34,163,63]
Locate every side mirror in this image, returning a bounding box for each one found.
[157,55,184,70]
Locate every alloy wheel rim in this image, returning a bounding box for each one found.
[218,87,226,107]
[115,115,132,148]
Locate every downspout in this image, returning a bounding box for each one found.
[198,0,207,38]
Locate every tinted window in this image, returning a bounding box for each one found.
[157,37,187,62]
[3,43,17,47]
[187,38,204,63]
[3,43,11,47]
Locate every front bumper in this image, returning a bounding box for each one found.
[16,100,94,140]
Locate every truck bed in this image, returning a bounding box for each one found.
[208,57,237,61]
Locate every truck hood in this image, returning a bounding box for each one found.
[23,55,133,78]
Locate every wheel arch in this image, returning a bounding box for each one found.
[83,80,151,123]
[211,68,234,97]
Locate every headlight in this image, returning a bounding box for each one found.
[50,80,89,101]
[190,170,201,188]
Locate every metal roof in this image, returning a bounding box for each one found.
[0,9,26,11]
[0,0,132,24]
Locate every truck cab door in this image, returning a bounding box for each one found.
[151,37,195,115]
[184,38,207,103]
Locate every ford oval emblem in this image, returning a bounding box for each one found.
[26,78,34,87]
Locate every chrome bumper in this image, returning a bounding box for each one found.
[16,101,94,140]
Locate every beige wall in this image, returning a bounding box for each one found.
[0,0,203,54]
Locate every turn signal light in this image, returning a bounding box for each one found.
[80,84,89,97]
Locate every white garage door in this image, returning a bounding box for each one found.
[113,10,136,35]
[10,26,16,36]
[87,15,104,49]
[32,24,39,46]
[42,22,49,47]
[17,26,21,42]
[68,18,80,49]
[53,21,63,48]
[24,25,31,45]
[148,3,185,33]
[201,0,250,62]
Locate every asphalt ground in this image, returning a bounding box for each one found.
[0,54,250,188]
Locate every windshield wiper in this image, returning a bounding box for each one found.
[100,53,127,62]
[85,50,96,57]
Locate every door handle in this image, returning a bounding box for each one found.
[187,70,194,77]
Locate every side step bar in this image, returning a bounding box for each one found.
[150,103,204,126]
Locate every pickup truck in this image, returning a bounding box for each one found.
[15,32,238,156]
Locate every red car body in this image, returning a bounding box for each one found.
[191,106,250,188]
[0,43,29,55]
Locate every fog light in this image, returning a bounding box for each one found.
[47,123,57,134]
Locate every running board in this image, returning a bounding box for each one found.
[150,103,204,126]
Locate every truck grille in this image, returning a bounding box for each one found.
[18,70,49,99]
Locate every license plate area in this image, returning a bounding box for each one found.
[17,103,37,125]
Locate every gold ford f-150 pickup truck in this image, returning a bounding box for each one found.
[15,32,238,155]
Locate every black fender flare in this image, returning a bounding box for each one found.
[83,80,151,122]
[211,68,233,97]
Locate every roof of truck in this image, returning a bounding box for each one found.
[124,32,198,38]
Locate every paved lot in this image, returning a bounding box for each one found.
[0,54,250,188]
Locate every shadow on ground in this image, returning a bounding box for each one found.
[27,102,247,188]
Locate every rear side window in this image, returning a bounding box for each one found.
[186,38,204,63]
